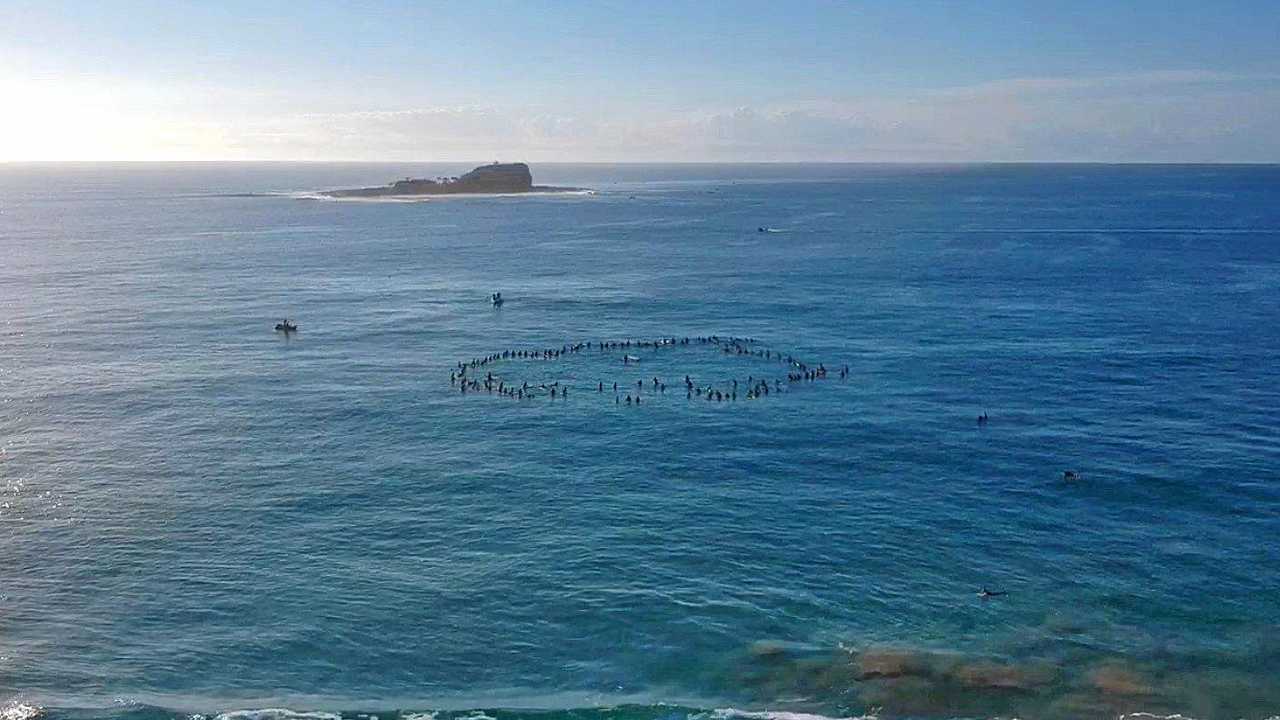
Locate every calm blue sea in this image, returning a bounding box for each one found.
[1,163,1278,720]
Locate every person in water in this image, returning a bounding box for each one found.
[978,587,1008,599]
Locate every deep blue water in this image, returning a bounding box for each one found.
[1,163,1279,720]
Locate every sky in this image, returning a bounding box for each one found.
[2,0,1279,162]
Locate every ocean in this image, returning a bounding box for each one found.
[1,162,1278,720]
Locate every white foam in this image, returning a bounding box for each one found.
[709,709,877,720]
[0,704,42,720]
[214,709,342,720]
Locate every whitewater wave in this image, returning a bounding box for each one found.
[213,710,343,720]
[10,702,1273,720]
[0,704,42,720]
[708,709,877,720]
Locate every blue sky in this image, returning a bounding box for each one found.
[3,0,1278,160]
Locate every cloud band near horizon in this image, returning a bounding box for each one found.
[2,71,1278,162]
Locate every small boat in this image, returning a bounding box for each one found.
[275,320,298,332]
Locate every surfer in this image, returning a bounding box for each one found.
[978,588,1008,599]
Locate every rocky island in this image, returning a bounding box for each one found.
[322,162,580,197]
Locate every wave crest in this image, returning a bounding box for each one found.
[0,704,43,720]
[213,710,342,720]
[708,709,877,720]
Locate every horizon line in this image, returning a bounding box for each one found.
[4,159,1280,166]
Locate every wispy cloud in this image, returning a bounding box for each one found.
[4,71,1278,161]
[209,71,1280,162]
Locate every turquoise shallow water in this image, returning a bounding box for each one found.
[1,163,1279,720]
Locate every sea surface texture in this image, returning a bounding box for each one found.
[1,163,1278,720]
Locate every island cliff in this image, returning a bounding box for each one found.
[323,163,578,197]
